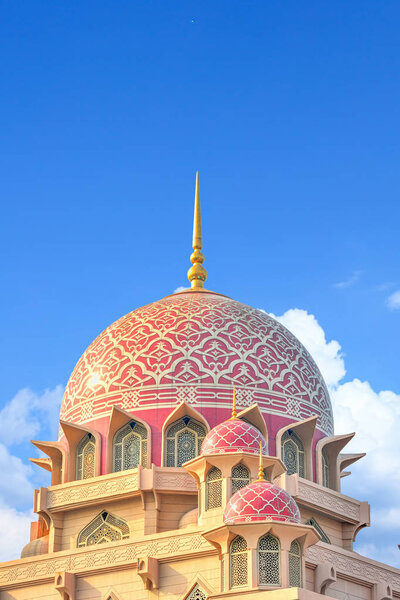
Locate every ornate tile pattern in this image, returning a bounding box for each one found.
[60,292,333,435]
[223,480,301,524]
[200,418,268,455]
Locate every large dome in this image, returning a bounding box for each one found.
[61,290,333,441]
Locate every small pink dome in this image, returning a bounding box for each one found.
[224,480,301,524]
[200,418,268,455]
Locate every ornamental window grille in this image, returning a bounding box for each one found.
[288,540,302,587]
[322,448,329,488]
[281,430,305,477]
[206,466,223,510]
[231,463,250,495]
[305,518,330,544]
[258,533,280,586]
[77,511,129,547]
[165,417,207,467]
[113,420,148,472]
[185,584,207,600]
[76,433,95,480]
[230,536,248,588]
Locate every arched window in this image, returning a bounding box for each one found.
[322,448,329,488]
[185,584,207,600]
[206,466,223,510]
[281,430,305,477]
[230,536,248,588]
[289,540,302,587]
[113,420,148,472]
[165,417,207,467]
[231,464,250,495]
[258,533,280,586]
[77,511,129,547]
[76,433,95,480]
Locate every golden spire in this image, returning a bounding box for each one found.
[258,442,265,481]
[231,386,237,419]
[187,172,207,289]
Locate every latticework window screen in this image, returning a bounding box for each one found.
[258,534,280,586]
[77,511,129,547]
[185,584,207,600]
[289,540,302,587]
[113,420,147,472]
[231,463,250,495]
[281,430,305,477]
[230,536,248,588]
[206,466,223,510]
[165,417,206,467]
[76,433,95,480]
[322,448,329,488]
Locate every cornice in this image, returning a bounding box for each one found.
[0,531,212,590]
[306,543,400,587]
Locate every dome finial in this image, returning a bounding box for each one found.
[231,385,237,419]
[187,172,207,289]
[258,442,265,481]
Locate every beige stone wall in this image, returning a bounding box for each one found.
[300,508,344,548]
[60,496,144,550]
[328,576,372,600]
[158,494,198,533]
[1,584,59,600]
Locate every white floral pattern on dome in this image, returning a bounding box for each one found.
[224,480,301,525]
[60,293,333,435]
[201,418,268,455]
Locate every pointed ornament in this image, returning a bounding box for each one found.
[187,172,208,289]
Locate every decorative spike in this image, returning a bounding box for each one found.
[187,172,207,289]
[231,386,237,419]
[258,442,265,481]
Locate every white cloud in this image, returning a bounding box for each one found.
[173,286,188,294]
[270,308,345,387]
[0,386,63,561]
[0,444,33,506]
[387,290,400,310]
[0,386,63,446]
[333,270,362,289]
[0,502,32,562]
[272,307,400,566]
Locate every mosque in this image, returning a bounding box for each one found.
[0,174,399,600]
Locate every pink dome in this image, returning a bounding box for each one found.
[224,480,301,524]
[201,418,268,455]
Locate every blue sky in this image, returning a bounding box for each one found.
[0,1,400,564]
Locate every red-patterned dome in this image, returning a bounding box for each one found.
[201,418,268,455]
[224,480,301,524]
[61,291,332,435]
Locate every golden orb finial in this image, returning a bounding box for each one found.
[231,386,237,419]
[187,172,207,289]
[258,442,265,481]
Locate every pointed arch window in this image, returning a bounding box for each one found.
[281,430,305,477]
[288,540,302,587]
[258,533,280,586]
[113,420,148,472]
[77,511,129,547]
[76,433,95,480]
[231,463,250,495]
[206,466,223,510]
[230,536,248,588]
[165,416,206,467]
[185,584,207,600]
[322,448,329,488]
